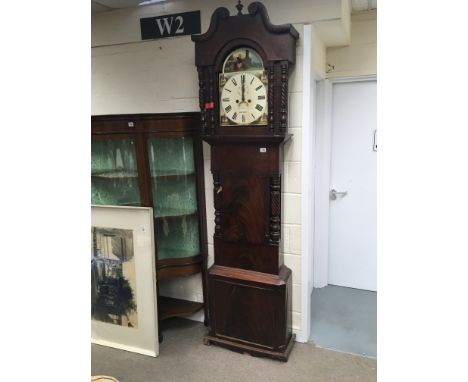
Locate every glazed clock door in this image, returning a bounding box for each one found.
[91,137,141,206]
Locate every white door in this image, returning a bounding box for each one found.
[328,80,377,291]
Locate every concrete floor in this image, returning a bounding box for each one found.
[310,285,377,357]
[92,318,376,382]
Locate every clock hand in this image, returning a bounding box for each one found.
[241,74,245,103]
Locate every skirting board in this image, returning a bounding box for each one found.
[293,328,306,343]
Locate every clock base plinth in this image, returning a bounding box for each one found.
[206,265,294,362]
[203,333,295,362]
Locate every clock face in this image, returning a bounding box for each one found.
[220,72,267,125]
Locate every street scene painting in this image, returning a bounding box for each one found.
[91,227,138,328]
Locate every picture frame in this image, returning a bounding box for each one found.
[91,205,159,357]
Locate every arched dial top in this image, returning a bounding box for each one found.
[219,47,268,126]
[222,47,264,74]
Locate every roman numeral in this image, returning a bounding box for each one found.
[241,74,245,82]
[255,85,262,91]
[250,77,255,85]
[232,78,237,86]
[225,105,232,113]
[232,112,238,120]
[251,113,256,119]
[258,95,265,100]
[224,89,231,93]
[255,104,263,111]
[222,98,230,102]
[242,115,245,123]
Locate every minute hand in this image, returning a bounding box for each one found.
[241,75,245,102]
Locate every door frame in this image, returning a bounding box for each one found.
[313,75,377,288]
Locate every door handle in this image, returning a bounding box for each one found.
[330,189,347,200]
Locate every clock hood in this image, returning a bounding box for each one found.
[191,2,299,67]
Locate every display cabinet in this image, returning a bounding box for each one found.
[91,113,208,339]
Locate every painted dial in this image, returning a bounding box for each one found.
[220,72,267,125]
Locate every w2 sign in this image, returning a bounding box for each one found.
[140,11,201,40]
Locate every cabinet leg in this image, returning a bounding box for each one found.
[158,330,163,343]
[156,281,163,343]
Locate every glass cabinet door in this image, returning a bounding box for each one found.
[148,137,200,260]
[91,138,141,206]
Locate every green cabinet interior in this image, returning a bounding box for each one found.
[91,139,141,206]
[91,113,207,330]
[148,137,200,261]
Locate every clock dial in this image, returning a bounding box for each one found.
[220,72,267,125]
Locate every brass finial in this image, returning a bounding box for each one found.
[236,0,244,15]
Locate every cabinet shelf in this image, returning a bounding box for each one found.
[158,296,204,321]
[154,212,200,261]
[151,171,195,179]
[156,248,200,261]
[92,171,139,180]
[157,255,203,280]
[152,174,198,219]
[92,176,140,206]
[155,210,198,220]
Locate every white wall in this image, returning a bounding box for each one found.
[92,0,344,47]
[326,10,377,78]
[92,37,199,115]
[92,0,350,341]
[313,31,327,79]
[91,0,335,115]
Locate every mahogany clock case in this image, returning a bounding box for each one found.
[192,2,299,361]
[192,1,299,137]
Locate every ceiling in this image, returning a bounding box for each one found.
[91,0,146,13]
[92,0,377,14]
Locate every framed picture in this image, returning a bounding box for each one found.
[91,205,158,357]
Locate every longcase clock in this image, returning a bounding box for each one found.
[192,1,299,361]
